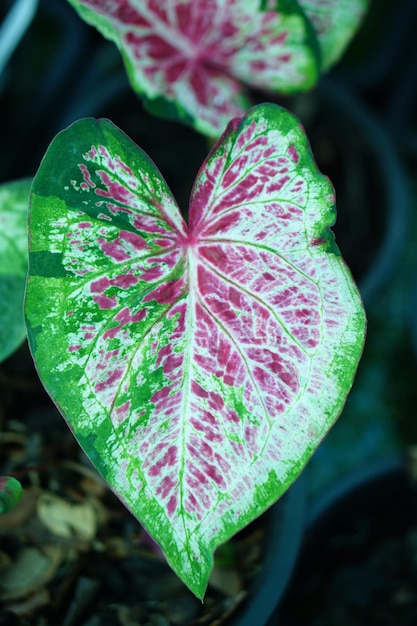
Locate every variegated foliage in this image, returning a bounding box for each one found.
[25,104,365,597]
[66,0,319,136]
[66,0,369,136]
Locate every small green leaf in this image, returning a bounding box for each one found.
[0,476,23,514]
[0,178,31,362]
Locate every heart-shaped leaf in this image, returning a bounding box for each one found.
[298,0,370,69]
[25,104,365,597]
[66,0,319,136]
[0,178,31,362]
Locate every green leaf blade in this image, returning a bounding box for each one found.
[0,178,31,362]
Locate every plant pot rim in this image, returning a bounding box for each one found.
[306,453,406,528]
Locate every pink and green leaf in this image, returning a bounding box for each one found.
[0,476,23,514]
[66,0,319,136]
[25,105,365,597]
[298,0,370,69]
[0,178,31,362]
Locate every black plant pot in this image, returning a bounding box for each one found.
[275,456,417,626]
[0,0,93,182]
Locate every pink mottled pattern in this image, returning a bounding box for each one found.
[63,112,337,530]
[74,0,315,134]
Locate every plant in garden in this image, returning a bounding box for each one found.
[66,0,369,136]
[25,102,366,598]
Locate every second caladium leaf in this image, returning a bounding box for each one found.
[66,0,319,136]
[26,104,365,598]
[298,0,370,69]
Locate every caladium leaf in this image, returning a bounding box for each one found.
[298,0,370,69]
[0,178,31,362]
[25,104,365,598]
[66,0,319,136]
[0,476,23,514]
